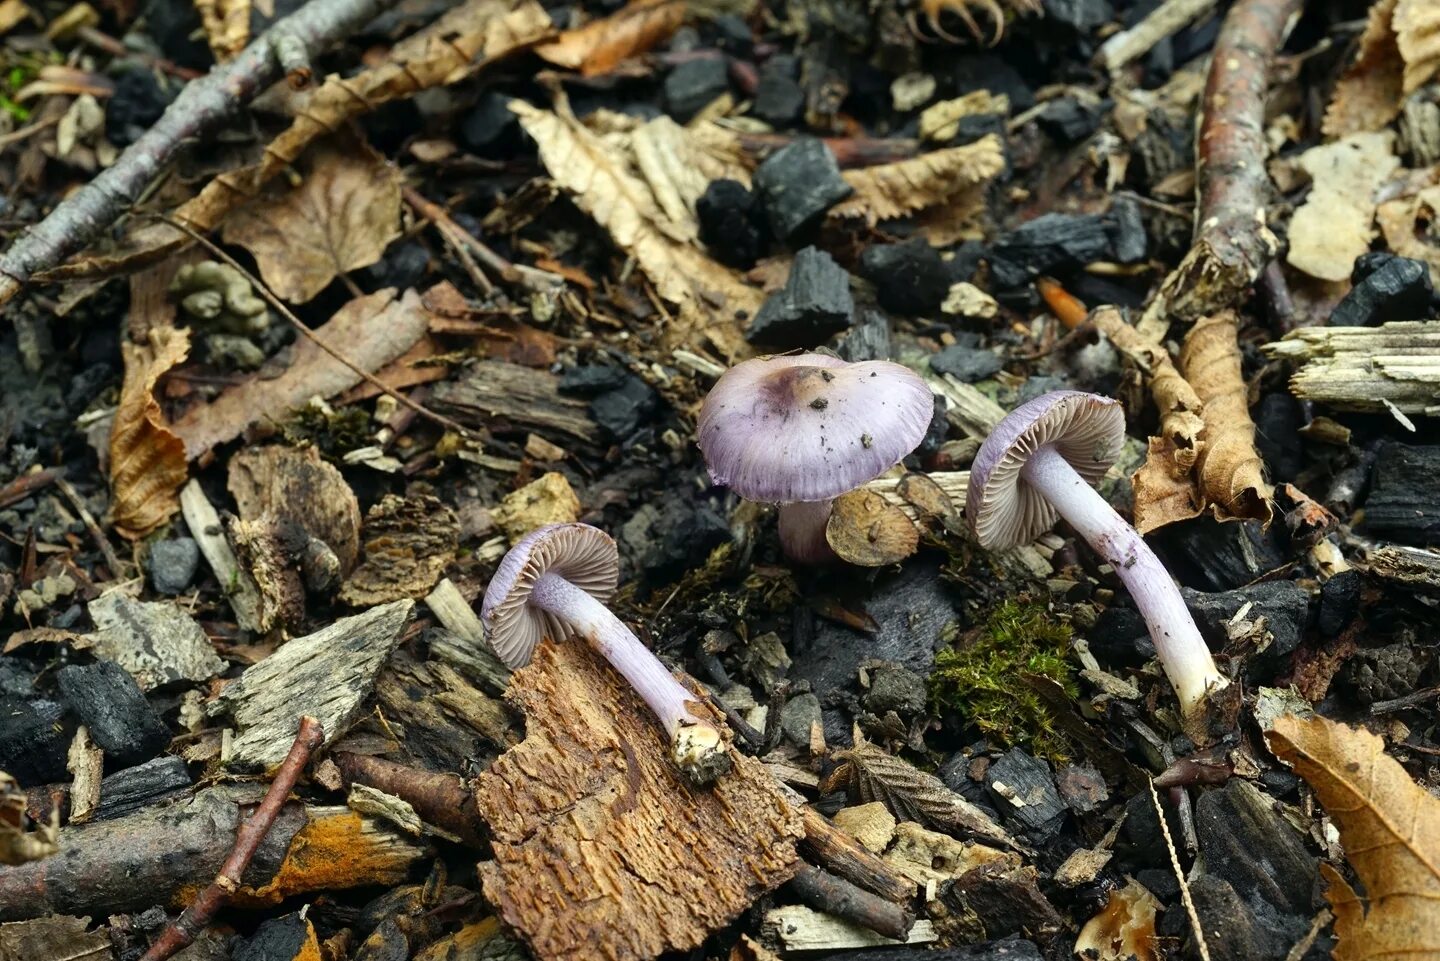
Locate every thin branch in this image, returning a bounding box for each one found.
[0,0,403,311]
[140,716,325,961]
[158,215,485,445]
[53,476,124,581]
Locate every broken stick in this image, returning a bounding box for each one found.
[0,0,402,310]
[140,716,324,961]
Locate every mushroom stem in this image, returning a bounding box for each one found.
[529,572,731,784]
[1021,445,1228,718]
[777,499,837,563]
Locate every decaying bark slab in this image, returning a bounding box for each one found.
[228,445,362,574]
[431,359,599,444]
[1262,321,1440,415]
[474,639,805,961]
[1362,544,1440,594]
[208,600,413,772]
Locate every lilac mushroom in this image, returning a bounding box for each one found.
[697,354,934,563]
[481,523,730,784]
[966,390,1229,726]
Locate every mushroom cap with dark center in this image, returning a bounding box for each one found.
[966,390,1126,548]
[480,523,619,669]
[697,354,934,503]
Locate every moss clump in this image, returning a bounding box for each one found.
[928,600,1076,758]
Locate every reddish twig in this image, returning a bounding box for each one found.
[1135,0,1301,342]
[139,717,325,961]
[332,752,486,847]
[0,0,402,312]
[0,468,63,510]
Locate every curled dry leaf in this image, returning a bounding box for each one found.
[829,136,1006,226]
[1396,0,1440,94]
[1266,713,1440,961]
[825,490,921,566]
[1090,307,1204,471]
[1286,132,1399,282]
[221,135,401,303]
[1323,0,1403,138]
[1131,437,1204,535]
[109,325,190,539]
[172,288,433,459]
[536,0,684,76]
[512,98,762,360]
[1073,878,1160,961]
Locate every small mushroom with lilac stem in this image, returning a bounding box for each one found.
[966,390,1231,736]
[481,523,731,784]
[697,353,934,563]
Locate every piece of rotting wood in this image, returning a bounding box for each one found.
[474,639,805,961]
[1362,544,1440,594]
[430,359,600,444]
[798,806,918,904]
[1262,321,1440,415]
[924,373,1006,440]
[765,905,937,952]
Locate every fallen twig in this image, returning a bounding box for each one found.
[0,0,402,311]
[333,751,486,847]
[1135,0,1302,342]
[0,467,63,510]
[53,476,124,581]
[786,864,914,941]
[798,806,918,904]
[1097,0,1220,71]
[139,717,324,961]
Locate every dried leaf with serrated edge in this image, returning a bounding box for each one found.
[512,98,761,360]
[172,288,432,459]
[109,325,190,539]
[829,136,1005,226]
[1397,0,1440,94]
[832,741,1016,848]
[1323,0,1403,138]
[536,0,683,76]
[222,135,400,303]
[630,116,752,235]
[1266,713,1440,961]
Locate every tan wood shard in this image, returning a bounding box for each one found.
[474,639,804,961]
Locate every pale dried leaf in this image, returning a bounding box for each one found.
[109,325,190,539]
[1323,0,1404,138]
[918,91,1010,143]
[1377,176,1440,287]
[1267,713,1440,961]
[630,116,751,236]
[829,136,1005,225]
[222,136,401,303]
[512,99,761,359]
[172,288,432,458]
[1396,0,1440,94]
[1074,879,1160,961]
[832,741,1016,849]
[536,0,683,75]
[1286,132,1399,282]
[1131,436,1203,535]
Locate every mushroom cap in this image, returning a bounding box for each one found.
[966,390,1125,548]
[480,523,619,669]
[697,354,934,503]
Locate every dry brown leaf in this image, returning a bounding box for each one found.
[829,136,1005,226]
[512,98,761,360]
[536,0,683,76]
[1323,0,1404,138]
[825,490,920,566]
[195,0,251,61]
[109,324,190,539]
[1397,0,1440,94]
[1090,307,1205,471]
[172,288,432,458]
[1182,311,1273,525]
[222,136,401,304]
[912,184,991,247]
[1377,173,1440,286]
[1131,436,1204,535]
[228,445,362,574]
[1266,713,1440,961]
[1074,878,1160,961]
[1286,132,1399,282]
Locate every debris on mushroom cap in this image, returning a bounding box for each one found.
[697,353,935,503]
[480,523,619,669]
[965,391,1126,548]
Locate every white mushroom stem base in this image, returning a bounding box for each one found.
[777,499,838,564]
[1021,445,1229,718]
[529,573,731,784]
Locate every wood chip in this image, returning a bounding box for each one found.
[1262,321,1440,414]
[180,479,264,632]
[491,471,581,541]
[832,801,897,854]
[228,444,362,574]
[475,639,804,961]
[65,727,103,825]
[765,905,937,952]
[431,359,599,443]
[86,591,225,690]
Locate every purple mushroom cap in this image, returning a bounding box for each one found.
[696,354,935,503]
[480,523,620,669]
[966,390,1125,548]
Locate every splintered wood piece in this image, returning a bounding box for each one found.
[180,479,264,632]
[1261,320,1440,415]
[474,639,804,961]
[209,600,413,772]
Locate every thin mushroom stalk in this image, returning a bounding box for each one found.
[1020,445,1227,715]
[527,572,728,779]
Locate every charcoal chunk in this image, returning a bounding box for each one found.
[862,665,927,716]
[0,697,71,784]
[663,57,730,122]
[745,246,854,348]
[1152,517,1289,591]
[1181,580,1312,659]
[558,364,630,396]
[930,344,1003,383]
[954,55,1033,112]
[1107,196,1147,264]
[235,913,312,961]
[697,179,766,269]
[590,376,659,440]
[985,748,1066,841]
[818,939,1043,961]
[57,660,170,769]
[987,213,1112,290]
[363,240,429,291]
[1037,97,1105,143]
[1042,0,1113,33]
[1162,874,1299,961]
[835,310,892,362]
[149,537,200,595]
[859,238,950,315]
[753,138,853,242]
[780,692,821,746]
[1362,443,1440,545]
[752,55,805,127]
[1317,569,1361,637]
[1253,393,1305,483]
[1194,778,1318,916]
[1331,253,1436,326]
[106,70,171,147]
[459,91,520,157]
